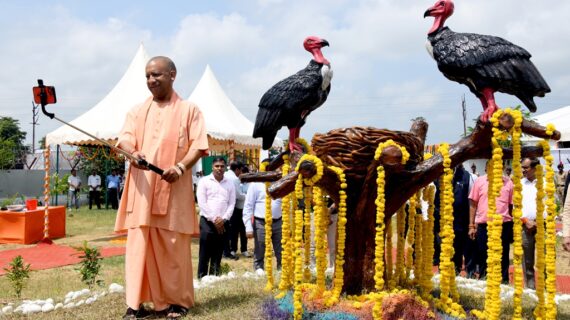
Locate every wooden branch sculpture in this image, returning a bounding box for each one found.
[240,116,560,294]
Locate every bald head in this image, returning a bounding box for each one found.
[148,56,176,72]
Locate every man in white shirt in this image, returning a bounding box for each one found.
[196,157,236,278]
[67,169,82,210]
[224,161,247,259]
[87,169,101,210]
[242,181,282,271]
[520,157,540,289]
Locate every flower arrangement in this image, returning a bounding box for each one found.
[534,164,546,319]
[293,175,306,320]
[278,155,294,294]
[303,186,313,282]
[325,165,348,307]
[261,162,274,291]
[421,185,436,298]
[296,154,324,186]
[374,139,410,164]
[313,186,327,291]
[540,138,558,320]
[434,143,464,318]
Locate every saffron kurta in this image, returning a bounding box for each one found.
[115,92,208,235]
[115,91,208,310]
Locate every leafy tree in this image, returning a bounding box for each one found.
[73,241,104,288]
[0,117,29,169]
[38,136,46,149]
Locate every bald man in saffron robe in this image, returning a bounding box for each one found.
[115,56,208,320]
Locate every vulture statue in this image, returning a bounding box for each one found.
[424,0,550,121]
[253,36,332,151]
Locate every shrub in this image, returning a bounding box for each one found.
[3,255,31,298]
[73,241,104,288]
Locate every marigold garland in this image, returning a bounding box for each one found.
[374,165,387,292]
[313,186,327,291]
[293,175,306,320]
[503,109,524,319]
[434,143,464,318]
[540,138,558,320]
[296,154,324,186]
[303,186,312,282]
[325,165,348,307]
[421,185,436,298]
[374,139,410,164]
[278,155,294,294]
[414,196,423,287]
[534,165,546,319]
[261,162,274,291]
[396,205,407,286]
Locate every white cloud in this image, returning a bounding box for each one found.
[1,0,569,150]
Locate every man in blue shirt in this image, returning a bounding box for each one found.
[106,169,120,209]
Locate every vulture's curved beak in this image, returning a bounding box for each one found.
[320,39,330,47]
[424,8,433,18]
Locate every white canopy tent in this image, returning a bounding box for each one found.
[46,44,150,146]
[521,105,570,166]
[188,65,281,152]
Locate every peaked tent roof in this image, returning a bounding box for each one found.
[521,106,570,143]
[188,65,282,150]
[46,44,150,146]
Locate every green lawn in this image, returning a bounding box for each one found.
[1,207,570,319]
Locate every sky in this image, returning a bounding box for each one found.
[1,0,569,149]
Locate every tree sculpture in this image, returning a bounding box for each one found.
[242,115,560,294]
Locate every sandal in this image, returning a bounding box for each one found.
[122,305,153,320]
[166,304,189,320]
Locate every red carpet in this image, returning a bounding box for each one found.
[0,243,125,276]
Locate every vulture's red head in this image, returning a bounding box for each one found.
[424,0,454,34]
[303,36,330,65]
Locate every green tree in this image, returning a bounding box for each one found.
[77,146,124,175]
[3,255,31,298]
[0,117,29,169]
[38,136,46,149]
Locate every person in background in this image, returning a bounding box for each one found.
[327,200,338,270]
[197,157,236,278]
[87,169,101,210]
[468,161,514,284]
[520,157,540,289]
[240,166,252,257]
[555,163,567,206]
[224,161,247,260]
[242,181,282,272]
[67,169,82,210]
[470,163,479,177]
[106,169,120,210]
[562,187,570,252]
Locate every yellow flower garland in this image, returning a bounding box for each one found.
[374,139,410,164]
[475,111,509,319]
[296,154,324,186]
[434,143,465,318]
[422,185,436,297]
[540,138,558,320]
[534,165,546,319]
[414,195,423,287]
[293,176,306,320]
[303,186,312,282]
[314,186,327,291]
[278,155,294,294]
[374,165,387,292]
[406,192,417,282]
[325,165,348,307]
[261,162,274,291]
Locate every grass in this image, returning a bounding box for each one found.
[1,207,570,319]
